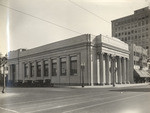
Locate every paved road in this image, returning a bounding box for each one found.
[0,85,150,113]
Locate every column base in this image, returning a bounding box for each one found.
[100,83,105,86]
[122,82,126,84]
[126,81,130,84]
[94,83,100,85]
[117,82,122,84]
[105,83,110,85]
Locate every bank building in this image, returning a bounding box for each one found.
[7,34,131,86]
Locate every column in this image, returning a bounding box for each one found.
[122,58,126,84]
[105,54,110,85]
[57,57,60,84]
[34,61,37,80]
[67,56,70,85]
[22,63,25,83]
[28,62,30,79]
[92,49,97,85]
[97,56,100,84]
[77,54,81,84]
[41,60,44,79]
[126,58,130,84]
[48,58,52,80]
[117,56,122,84]
[8,65,11,81]
[100,53,104,85]
[110,57,113,84]
[111,56,116,85]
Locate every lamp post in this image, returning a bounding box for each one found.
[81,63,85,88]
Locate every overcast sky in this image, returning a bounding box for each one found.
[0,0,149,55]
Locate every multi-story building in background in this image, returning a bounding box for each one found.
[112,7,150,57]
[129,44,150,83]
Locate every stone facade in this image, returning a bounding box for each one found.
[8,34,130,86]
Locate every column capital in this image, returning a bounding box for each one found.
[97,52,104,55]
[101,52,105,55]
[106,53,111,56]
[117,56,122,58]
[126,57,129,60]
[122,57,126,60]
[111,54,116,57]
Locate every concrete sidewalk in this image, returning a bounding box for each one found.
[61,83,150,89]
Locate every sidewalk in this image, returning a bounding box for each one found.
[63,83,150,89]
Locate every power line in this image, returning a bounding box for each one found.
[68,0,111,24]
[0,3,82,35]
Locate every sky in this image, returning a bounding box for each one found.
[0,0,149,55]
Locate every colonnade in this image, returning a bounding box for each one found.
[95,53,129,85]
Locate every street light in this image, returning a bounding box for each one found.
[81,63,85,88]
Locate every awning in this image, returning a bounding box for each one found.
[134,69,150,78]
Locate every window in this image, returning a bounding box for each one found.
[61,58,66,76]
[142,28,145,32]
[138,22,141,26]
[128,36,130,40]
[142,34,145,37]
[115,33,117,37]
[142,21,145,25]
[52,60,57,76]
[146,20,148,24]
[131,30,134,34]
[139,35,141,38]
[125,32,127,35]
[31,63,34,77]
[24,63,28,77]
[70,56,77,75]
[44,60,49,77]
[37,62,41,77]
[125,37,127,41]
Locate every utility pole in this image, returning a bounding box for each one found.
[0,53,2,76]
[2,64,5,93]
[1,55,7,93]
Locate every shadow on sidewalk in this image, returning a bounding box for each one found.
[109,88,150,92]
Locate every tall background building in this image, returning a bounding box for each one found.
[112,7,150,57]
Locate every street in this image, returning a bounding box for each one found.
[0,84,150,113]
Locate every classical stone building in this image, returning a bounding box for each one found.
[112,7,150,57]
[8,34,130,86]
